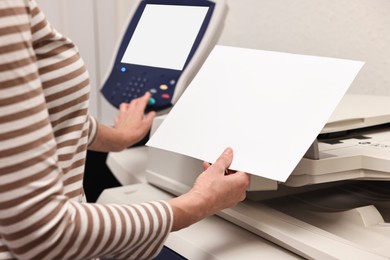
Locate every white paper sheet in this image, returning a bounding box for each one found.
[147,45,364,182]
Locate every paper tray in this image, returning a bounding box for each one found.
[236,181,390,259]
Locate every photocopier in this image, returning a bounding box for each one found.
[98,94,390,259]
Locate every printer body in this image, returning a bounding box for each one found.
[99,94,390,259]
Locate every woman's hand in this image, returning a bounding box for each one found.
[88,92,155,152]
[168,147,250,231]
[113,92,156,148]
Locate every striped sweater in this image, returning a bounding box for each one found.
[0,0,173,259]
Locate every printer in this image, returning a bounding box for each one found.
[98,94,390,259]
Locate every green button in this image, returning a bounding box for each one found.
[148,97,156,105]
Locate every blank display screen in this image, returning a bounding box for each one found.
[121,4,209,70]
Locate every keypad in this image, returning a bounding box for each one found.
[102,65,179,110]
[109,74,174,105]
[111,76,148,103]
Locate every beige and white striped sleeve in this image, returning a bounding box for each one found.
[87,115,99,146]
[0,1,173,259]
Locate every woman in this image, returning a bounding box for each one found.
[0,1,249,259]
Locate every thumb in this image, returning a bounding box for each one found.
[212,147,233,174]
[144,111,156,124]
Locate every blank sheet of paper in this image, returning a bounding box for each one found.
[147,45,364,182]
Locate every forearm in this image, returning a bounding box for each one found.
[88,123,129,152]
[168,191,210,231]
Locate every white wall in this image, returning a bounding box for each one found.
[219,0,390,96]
[37,0,390,123]
[94,0,138,125]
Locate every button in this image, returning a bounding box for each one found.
[150,88,157,94]
[161,93,170,99]
[148,97,156,105]
[170,79,176,85]
[160,84,168,90]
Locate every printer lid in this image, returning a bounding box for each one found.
[321,94,390,134]
[249,94,390,191]
[284,94,390,188]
